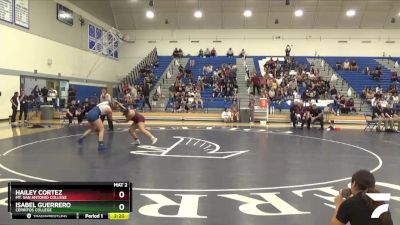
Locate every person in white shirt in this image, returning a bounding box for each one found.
[343,59,350,70]
[221,108,232,123]
[100,88,113,130]
[395,60,399,69]
[47,87,58,108]
[227,48,234,57]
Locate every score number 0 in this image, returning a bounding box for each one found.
[118,191,126,211]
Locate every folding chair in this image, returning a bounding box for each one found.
[364,112,377,131]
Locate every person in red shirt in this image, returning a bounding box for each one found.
[211,47,217,57]
[251,74,260,95]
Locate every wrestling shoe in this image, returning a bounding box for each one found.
[77,137,84,145]
[131,140,141,145]
[98,144,108,151]
[151,137,158,145]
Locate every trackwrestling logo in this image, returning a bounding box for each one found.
[130,136,249,159]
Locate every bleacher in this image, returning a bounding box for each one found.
[169,56,237,110]
[252,56,310,75]
[134,56,172,88]
[324,57,399,95]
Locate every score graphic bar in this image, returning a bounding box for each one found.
[8,182,132,220]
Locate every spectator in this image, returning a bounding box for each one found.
[394,60,399,68]
[100,88,113,131]
[331,170,393,225]
[143,84,152,111]
[231,102,239,122]
[372,103,385,131]
[350,60,358,71]
[290,102,305,128]
[344,98,357,113]
[330,86,338,97]
[41,86,48,103]
[372,69,382,81]
[198,49,204,57]
[336,60,342,70]
[178,48,183,57]
[343,59,350,70]
[172,48,179,57]
[383,104,396,131]
[391,71,398,82]
[10,92,19,128]
[66,100,81,126]
[48,87,58,107]
[211,47,217,57]
[67,86,76,103]
[193,91,203,109]
[285,44,291,57]
[204,48,211,57]
[306,103,323,129]
[251,74,261,95]
[248,94,255,123]
[19,90,29,122]
[226,48,234,57]
[364,65,371,75]
[221,108,232,122]
[239,49,246,58]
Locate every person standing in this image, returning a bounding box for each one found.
[143,84,152,111]
[19,90,29,122]
[10,92,19,128]
[100,88,113,131]
[249,94,255,123]
[77,101,113,151]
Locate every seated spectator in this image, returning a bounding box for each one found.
[344,98,357,113]
[375,63,382,71]
[211,47,217,57]
[193,91,203,109]
[363,65,370,75]
[226,48,234,57]
[330,86,338,97]
[230,102,239,122]
[350,60,358,71]
[198,49,204,57]
[372,69,382,81]
[290,102,306,128]
[205,48,211,57]
[221,108,232,122]
[306,104,323,129]
[337,95,346,114]
[343,59,350,70]
[331,170,393,225]
[239,49,246,58]
[372,103,385,131]
[335,61,342,70]
[383,104,397,131]
[391,71,398,82]
[66,100,83,126]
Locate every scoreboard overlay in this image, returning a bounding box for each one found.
[8,182,132,220]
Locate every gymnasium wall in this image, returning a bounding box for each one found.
[119,29,400,68]
[0,0,112,51]
[0,24,120,82]
[0,75,20,120]
[0,0,124,82]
